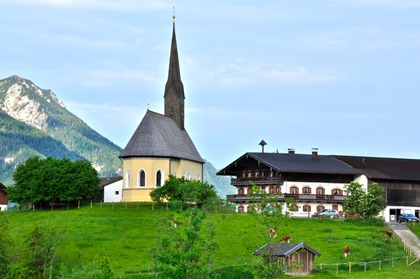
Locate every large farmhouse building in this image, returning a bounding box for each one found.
[218,144,420,222]
[119,18,203,202]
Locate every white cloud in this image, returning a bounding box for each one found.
[58,35,128,49]
[343,0,420,9]
[4,0,167,12]
[213,60,341,85]
[83,69,158,88]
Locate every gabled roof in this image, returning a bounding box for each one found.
[119,110,203,163]
[0,182,7,190]
[253,242,321,257]
[217,152,360,176]
[100,176,122,188]
[333,155,420,181]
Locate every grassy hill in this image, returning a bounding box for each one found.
[3,204,420,278]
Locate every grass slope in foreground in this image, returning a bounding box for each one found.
[4,203,420,278]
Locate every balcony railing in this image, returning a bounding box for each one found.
[226,193,347,204]
[231,177,283,186]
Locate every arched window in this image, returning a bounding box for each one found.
[238,188,244,195]
[269,187,275,194]
[156,170,163,187]
[247,205,251,213]
[316,205,325,212]
[238,205,245,214]
[246,187,252,195]
[125,170,130,188]
[332,188,342,195]
[138,170,146,187]
[303,205,311,212]
[197,174,200,181]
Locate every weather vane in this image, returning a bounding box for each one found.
[172,6,176,22]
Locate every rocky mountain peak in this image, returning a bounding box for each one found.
[0,76,65,130]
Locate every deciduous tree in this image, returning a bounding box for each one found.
[247,182,286,279]
[8,157,100,208]
[150,175,218,209]
[344,182,385,219]
[152,209,218,279]
[0,213,10,278]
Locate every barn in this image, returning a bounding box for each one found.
[253,242,321,275]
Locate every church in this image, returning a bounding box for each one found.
[119,18,204,202]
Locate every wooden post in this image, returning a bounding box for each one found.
[364,262,366,272]
[90,200,92,208]
[379,260,381,270]
[349,262,351,273]
[392,258,394,268]
[336,264,338,275]
[152,202,154,211]
[406,256,409,266]
[320,263,322,270]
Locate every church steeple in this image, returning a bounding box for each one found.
[164,15,185,130]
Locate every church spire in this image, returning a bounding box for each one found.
[164,12,185,130]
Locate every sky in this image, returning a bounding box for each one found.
[1,0,420,169]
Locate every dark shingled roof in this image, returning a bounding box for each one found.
[217,152,360,175]
[333,155,420,181]
[253,242,321,257]
[100,176,122,188]
[119,110,203,163]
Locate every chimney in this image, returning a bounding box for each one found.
[259,140,267,153]
[288,148,295,154]
[312,148,318,160]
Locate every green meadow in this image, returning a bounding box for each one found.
[3,203,420,278]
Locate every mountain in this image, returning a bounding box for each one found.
[203,160,235,196]
[0,76,123,185]
[0,76,234,196]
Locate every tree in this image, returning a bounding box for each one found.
[7,156,100,208]
[246,182,287,279]
[0,213,10,278]
[152,208,218,279]
[25,226,65,279]
[343,182,386,219]
[150,175,219,209]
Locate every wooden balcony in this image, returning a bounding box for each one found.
[231,177,283,186]
[226,193,347,204]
